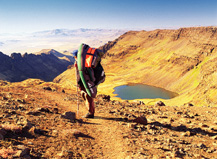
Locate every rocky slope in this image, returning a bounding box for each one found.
[0,80,217,158]
[55,26,217,107]
[0,51,72,82]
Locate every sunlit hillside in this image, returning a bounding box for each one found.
[55,26,217,107]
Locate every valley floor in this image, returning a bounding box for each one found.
[0,80,217,158]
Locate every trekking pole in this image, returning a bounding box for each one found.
[75,66,79,117]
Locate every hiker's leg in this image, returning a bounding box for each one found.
[86,94,95,115]
[81,90,95,115]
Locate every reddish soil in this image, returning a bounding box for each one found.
[0,80,217,158]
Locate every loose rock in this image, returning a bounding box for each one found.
[155,101,165,106]
[14,145,30,158]
[16,116,33,131]
[133,116,148,125]
[61,111,76,121]
[43,86,52,91]
[0,133,4,140]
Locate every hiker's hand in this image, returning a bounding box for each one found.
[74,62,77,67]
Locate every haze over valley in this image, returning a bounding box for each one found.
[0,28,127,55]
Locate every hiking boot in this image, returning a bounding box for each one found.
[83,112,94,118]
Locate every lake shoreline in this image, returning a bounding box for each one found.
[113,84,178,100]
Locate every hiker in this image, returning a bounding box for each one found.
[73,45,105,118]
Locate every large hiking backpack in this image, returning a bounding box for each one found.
[77,43,105,98]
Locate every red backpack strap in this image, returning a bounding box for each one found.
[85,48,96,67]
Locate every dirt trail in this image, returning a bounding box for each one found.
[0,81,217,158]
[42,88,130,158]
[84,114,128,159]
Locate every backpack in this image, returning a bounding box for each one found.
[77,43,105,98]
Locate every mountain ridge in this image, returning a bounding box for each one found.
[0,51,72,82]
[35,49,74,63]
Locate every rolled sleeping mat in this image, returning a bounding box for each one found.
[77,43,97,98]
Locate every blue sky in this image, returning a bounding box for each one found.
[0,0,217,34]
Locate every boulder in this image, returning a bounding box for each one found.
[184,103,194,107]
[61,111,76,121]
[13,145,30,158]
[43,86,52,91]
[16,116,33,131]
[101,95,111,102]
[0,148,17,158]
[155,101,166,106]
[1,124,22,133]
[133,116,148,125]
[0,133,4,140]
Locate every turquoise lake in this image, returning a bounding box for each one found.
[113,84,177,100]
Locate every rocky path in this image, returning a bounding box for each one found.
[43,86,131,158]
[0,80,217,158]
[84,116,128,158]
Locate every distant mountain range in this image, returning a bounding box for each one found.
[0,50,73,82]
[33,28,125,37]
[0,28,127,82]
[0,28,127,55]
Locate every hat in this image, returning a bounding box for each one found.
[72,50,78,57]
